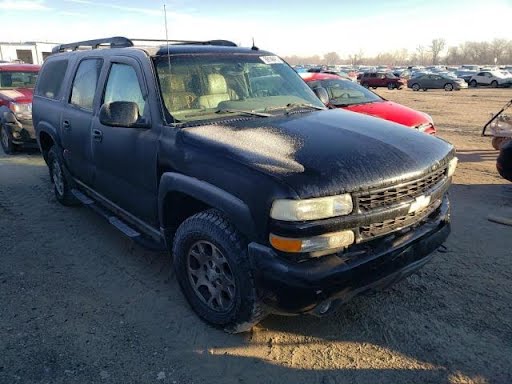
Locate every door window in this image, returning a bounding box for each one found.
[104,63,146,116]
[70,59,103,110]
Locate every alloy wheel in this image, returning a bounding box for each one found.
[186,241,236,313]
[52,158,65,197]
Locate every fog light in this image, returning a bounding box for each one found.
[269,230,355,253]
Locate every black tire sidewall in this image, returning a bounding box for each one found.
[0,124,15,154]
[173,211,259,328]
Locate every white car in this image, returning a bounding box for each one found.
[469,71,512,88]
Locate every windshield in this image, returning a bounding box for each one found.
[316,78,381,106]
[154,54,324,122]
[0,71,38,89]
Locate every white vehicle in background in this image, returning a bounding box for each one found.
[469,71,512,88]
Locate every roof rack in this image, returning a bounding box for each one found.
[52,36,237,53]
[52,37,133,53]
[131,38,237,47]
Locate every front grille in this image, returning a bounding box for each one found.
[359,199,441,240]
[355,167,447,212]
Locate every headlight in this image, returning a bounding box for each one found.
[270,230,355,253]
[270,194,353,221]
[447,157,458,177]
[9,102,32,119]
[415,122,433,132]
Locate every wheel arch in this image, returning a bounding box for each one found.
[158,172,257,244]
[36,122,60,163]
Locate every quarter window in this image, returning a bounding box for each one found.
[35,59,68,99]
[104,63,146,116]
[70,59,103,110]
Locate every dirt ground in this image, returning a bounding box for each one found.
[1,88,511,384]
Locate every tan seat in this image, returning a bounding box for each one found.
[198,74,231,109]
[161,75,197,111]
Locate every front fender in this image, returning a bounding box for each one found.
[158,172,257,241]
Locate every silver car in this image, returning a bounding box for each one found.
[407,74,468,91]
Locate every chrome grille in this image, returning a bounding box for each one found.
[355,167,447,212]
[359,199,441,240]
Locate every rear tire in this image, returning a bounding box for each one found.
[173,209,266,333]
[411,83,420,91]
[0,124,15,155]
[387,83,395,90]
[491,80,498,88]
[47,145,79,206]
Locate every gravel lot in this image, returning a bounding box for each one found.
[1,88,511,384]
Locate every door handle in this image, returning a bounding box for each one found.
[63,120,71,131]
[92,129,103,142]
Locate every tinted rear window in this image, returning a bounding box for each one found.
[35,59,69,99]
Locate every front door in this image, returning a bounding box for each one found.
[91,57,159,224]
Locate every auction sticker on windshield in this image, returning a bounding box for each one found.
[260,56,284,64]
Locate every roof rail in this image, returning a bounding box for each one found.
[131,38,237,47]
[52,37,134,53]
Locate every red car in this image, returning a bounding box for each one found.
[359,71,406,90]
[301,72,436,135]
[0,63,40,154]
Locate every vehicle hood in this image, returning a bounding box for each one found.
[0,87,34,103]
[180,109,454,199]
[343,101,430,128]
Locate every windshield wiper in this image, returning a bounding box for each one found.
[284,103,325,111]
[216,108,271,117]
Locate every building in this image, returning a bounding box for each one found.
[0,42,59,65]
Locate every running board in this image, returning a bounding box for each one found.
[71,188,166,251]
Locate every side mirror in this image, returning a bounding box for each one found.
[99,101,146,128]
[312,87,329,105]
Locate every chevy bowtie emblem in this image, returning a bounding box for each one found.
[409,195,431,214]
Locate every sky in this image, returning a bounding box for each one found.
[0,0,511,57]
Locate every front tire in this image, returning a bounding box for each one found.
[47,145,78,206]
[469,80,477,88]
[361,83,369,88]
[0,124,15,154]
[173,209,266,333]
[444,83,454,91]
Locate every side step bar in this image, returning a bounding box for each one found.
[71,189,166,251]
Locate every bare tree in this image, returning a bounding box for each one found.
[323,52,341,65]
[491,38,508,64]
[430,38,446,65]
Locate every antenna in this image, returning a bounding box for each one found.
[251,37,259,51]
[164,3,171,71]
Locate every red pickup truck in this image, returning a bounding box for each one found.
[0,63,40,154]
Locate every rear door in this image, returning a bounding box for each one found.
[61,58,103,184]
[90,56,159,224]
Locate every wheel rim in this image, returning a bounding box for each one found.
[388,83,393,89]
[445,84,453,91]
[412,84,419,91]
[52,158,65,196]
[1,127,9,149]
[186,241,236,313]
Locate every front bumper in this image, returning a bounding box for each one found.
[5,119,37,146]
[249,198,450,315]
